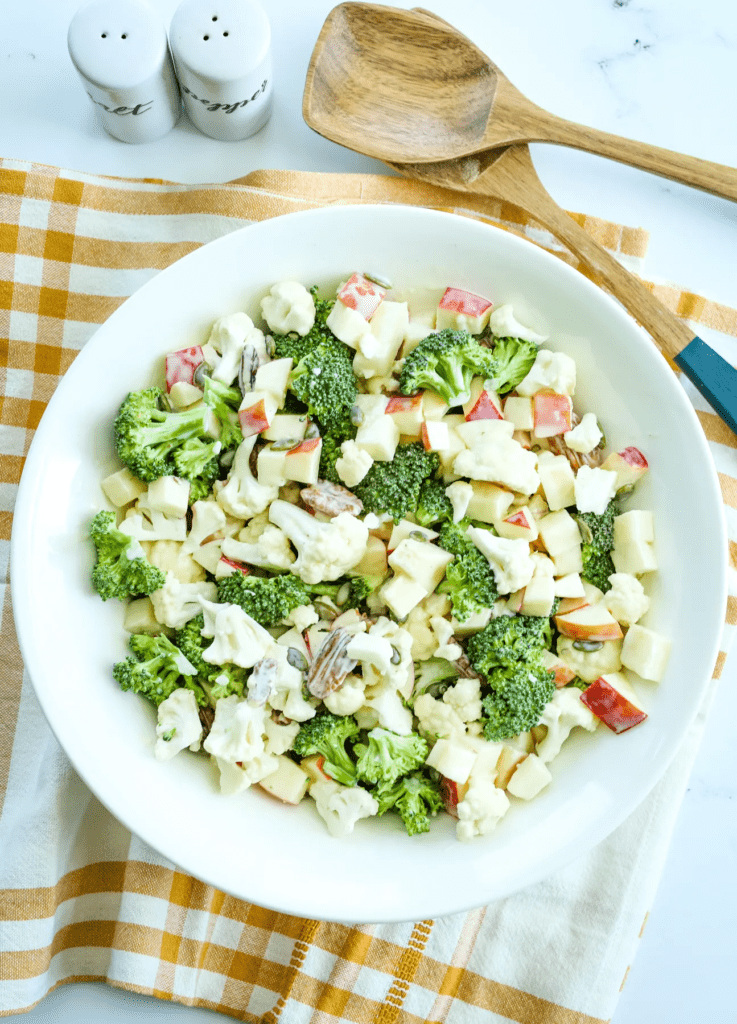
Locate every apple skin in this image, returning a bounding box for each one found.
[464,385,503,422]
[580,676,648,733]
[600,446,649,490]
[440,775,470,818]
[218,556,250,577]
[165,345,204,392]
[437,287,493,332]
[238,398,271,437]
[556,595,589,616]
[421,420,449,451]
[337,272,386,320]
[555,604,624,641]
[385,393,424,436]
[533,391,573,437]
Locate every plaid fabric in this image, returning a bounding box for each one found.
[1,160,736,1024]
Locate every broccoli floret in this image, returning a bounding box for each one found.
[292,711,360,786]
[353,442,439,522]
[354,727,428,787]
[398,329,497,407]
[89,510,165,602]
[271,286,335,364]
[576,500,619,593]
[113,386,217,483]
[341,576,376,612]
[174,614,246,700]
[466,612,553,676]
[170,438,221,501]
[112,632,206,707]
[290,339,357,431]
[317,413,358,485]
[436,520,498,622]
[373,771,444,836]
[486,336,539,394]
[216,572,310,627]
[415,476,454,527]
[202,376,243,450]
[480,660,555,741]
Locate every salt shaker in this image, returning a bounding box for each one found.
[68,0,180,144]
[169,0,273,142]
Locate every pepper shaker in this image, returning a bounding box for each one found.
[169,0,273,142]
[68,0,180,144]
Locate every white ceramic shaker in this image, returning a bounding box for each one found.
[67,0,180,144]
[168,0,273,142]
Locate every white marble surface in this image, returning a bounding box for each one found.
[1,0,736,1021]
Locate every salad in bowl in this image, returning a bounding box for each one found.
[89,270,670,843]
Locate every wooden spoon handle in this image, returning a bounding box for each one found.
[534,113,737,203]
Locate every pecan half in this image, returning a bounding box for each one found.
[301,480,363,517]
[306,627,358,699]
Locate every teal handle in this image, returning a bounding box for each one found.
[675,336,737,435]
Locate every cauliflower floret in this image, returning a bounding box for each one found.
[563,412,602,454]
[442,677,483,723]
[199,597,274,669]
[150,572,217,629]
[574,465,618,515]
[263,716,301,756]
[557,636,623,683]
[453,432,540,495]
[516,348,576,397]
[286,603,319,632]
[336,439,374,488]
[221,524,296,571]
[456,778,510,841]
[488,304,548,343]
[429,615,462,662]
[154,688,203,761]
[323,673,367,716]
[367,617,415,698]
[346,632,394,677]
[535,687,598,763]
[148,540,207,584]
[203,696,278,791]
[310,780,379,837]
[268,644,317,723]
[236,509,270,542]
[120,501,187,542]
[445,480,474,523]
[466,528,535,596]
[216,436,280,521]
[362,675,413,735]
[208,312,268,386]
[604,573,650,625]
[260,281,316,336]
[268,499,369,585]
[413,692,466,741]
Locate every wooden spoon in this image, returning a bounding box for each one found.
[303,5,737,433]
[304,2,737,203]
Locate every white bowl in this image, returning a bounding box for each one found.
[11,205,726,923]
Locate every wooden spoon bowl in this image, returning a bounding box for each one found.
[304,2,737,201]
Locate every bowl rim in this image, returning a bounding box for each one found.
[10,203,728,922]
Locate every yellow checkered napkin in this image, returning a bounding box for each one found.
[1,161,736,1024]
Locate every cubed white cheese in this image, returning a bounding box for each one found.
[620,623,671,681]
[147,476,190,518]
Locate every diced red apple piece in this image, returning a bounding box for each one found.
[422,390,450,421]
[503,395,534,431]
[541,649,577,688]
[283,437,322,485]
[463,378,503,421]
[496,505,539,542]
[519,574,555,616]
[257,445,288,487]
[421,419,450,451]
[385,393,424,436]
[300,754,333,785]
[580,673,647,733]
[495,746,527,789]
[505,588,525,614]
[337,273,386,319]
[533,391,573,438]
[258,755,310,804]
[555,603,624,641]
[440,775,470,818]
[387,519,438,553]
[165,345,204,392]
[262,413,308,442]
[436,287,493,334]
[466,480,515,523]
[600,446,649,491]
[254,357,293,407]
[556,594,589,615]
[238,391,277,437]
[348,534,388,579]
